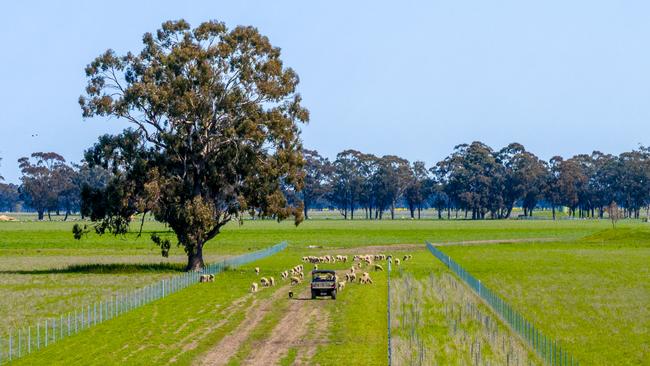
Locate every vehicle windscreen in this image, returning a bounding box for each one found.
[313,273,335,281]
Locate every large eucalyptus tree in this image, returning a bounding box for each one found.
[78,20,308,270]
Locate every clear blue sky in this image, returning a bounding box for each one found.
[1,1,649,183]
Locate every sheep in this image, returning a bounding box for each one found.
[359,272,372,284]
[337,281,346,291]
[251,282,259,293]
[290,276,301,285]
[298,271,304,280]
[269,277,275,286]
[347,272,356,282]
[314,264,319,270]
[374,264,384,271]
[199,274,209,283]
[208,274,215,282]
[255,267,260,275]
[395,258,401,266]
[260,277,270,287]
[350,266,356,273]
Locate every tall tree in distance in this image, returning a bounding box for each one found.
[301,149,331,219]
[79,20,308,270]
[18,152,67,220]
[405,161,431,219]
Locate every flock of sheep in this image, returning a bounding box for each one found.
[248,252,414,295]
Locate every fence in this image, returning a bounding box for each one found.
[387,255,393,366]
[0,241,287,365]
[426,242,579,366]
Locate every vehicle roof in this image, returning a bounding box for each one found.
[311,269,336,274]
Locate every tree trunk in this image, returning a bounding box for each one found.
[38,209,44,221]
[186,244,205,271]
[64,210,70,221]
[552,206,556,220]
[304,202,309,220]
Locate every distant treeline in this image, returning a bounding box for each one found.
[0,153,108,220]
[1,141,650,220]
[301,142,650,220]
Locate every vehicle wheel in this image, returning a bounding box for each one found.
[311,291,317,299]
[331,290,337,300]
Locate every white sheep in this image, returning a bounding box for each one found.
[269,277,275,286]
[395,258,401,266]
[374,264,384,271]
[347,272,356,282]
[260,277,270,287]
[337,281,346,291]
[255,267,260,275]
[251,282,259,293]
[359,272,372,284]
[290,276,301,285]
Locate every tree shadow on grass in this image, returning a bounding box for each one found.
[0,262,186,275]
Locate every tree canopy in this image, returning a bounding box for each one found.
[78,19,308,270]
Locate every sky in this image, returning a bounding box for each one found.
[1,1,649,183]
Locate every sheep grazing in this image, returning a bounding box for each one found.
[290,276,301,285]
[395,258,401,266]
[298,271,304,280]
[269,277,275,286]
[337,281,346,291]
[350,266,356,273]
[347,272,356,282]
[251,282,259,293]
[314,264,318,270]
[199,274,209,283]
[374,264,384,271]
[359,272,373,284]
[260,277,270,287]
[255,267,260,275]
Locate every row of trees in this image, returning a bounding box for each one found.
[3,142,650,222]
[0,153,108,219]
[301,142,650,220]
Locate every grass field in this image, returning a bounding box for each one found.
[0,216,647,365]
[440,228,650,365]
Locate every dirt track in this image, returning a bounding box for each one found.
[196,285,290,366]
[244,287,330,365]
[329,238,555,253]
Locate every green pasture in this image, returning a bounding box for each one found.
[0,217,647,365]
[440,228,650,365]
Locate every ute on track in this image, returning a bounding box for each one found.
[310,270,337,299]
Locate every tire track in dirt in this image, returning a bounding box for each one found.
[195,284,290,366]
[327,238,555,254]
[244,286,331,366]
